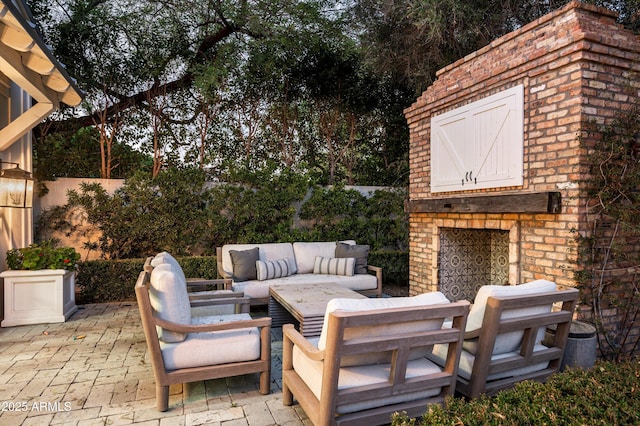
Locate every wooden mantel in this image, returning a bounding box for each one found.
[407,191,561,214]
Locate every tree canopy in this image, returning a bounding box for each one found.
[27,0,640,185]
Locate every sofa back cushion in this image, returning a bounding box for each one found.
[221,243,296,277]
[464,279,557,355]
[292,240,356,274]
[317,292,451,366]
[149,262,192,343]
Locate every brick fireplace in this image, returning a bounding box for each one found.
[404,1,640,305]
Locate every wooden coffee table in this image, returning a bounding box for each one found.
[269,283,366,337]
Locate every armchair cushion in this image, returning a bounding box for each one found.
[317,292,451,366]
[151,251,186,282]
[149,263,191,343]
[335,242,369,274]
[160,313,260,370]
[313,256,355,276]
[229,247,260,282]
[464,280,557,355]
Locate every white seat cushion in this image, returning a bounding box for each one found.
[160,313,260,370]
[149,263,191,343]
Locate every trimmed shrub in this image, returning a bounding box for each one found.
[391,359,640,426]
[369,250,408,286]
[77,255,218,303]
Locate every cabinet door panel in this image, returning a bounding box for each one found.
[430,85,524,193]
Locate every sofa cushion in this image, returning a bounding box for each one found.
[229,247,260,282]
[336,242,369,274]
[293,241,356,274]
[317,292,451,366]
[232,273,377,300]
[256,258,294,281]
[221,243,297,277]
[149,263,191,343]
[465,280,557,355]
[313,256,355,276]
[160,313,260,370]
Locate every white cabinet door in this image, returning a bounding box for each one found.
[431,85,524,193]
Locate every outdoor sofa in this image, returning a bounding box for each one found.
[216,241,382,305]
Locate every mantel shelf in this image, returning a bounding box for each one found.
[407,191,561,214]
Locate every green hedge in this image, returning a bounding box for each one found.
[391,360,640,426]
[76,251,407,303]
[40,170,409,260]
[76,255,219,303]
[369,250,408,286]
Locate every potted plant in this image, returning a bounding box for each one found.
[1,241,81,326]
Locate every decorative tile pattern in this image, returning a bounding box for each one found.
[439,228,509,301]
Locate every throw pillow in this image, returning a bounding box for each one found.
[229,247,259,281]
[256,258,294,281]
[313,256,355,276]
[335,242,369,274]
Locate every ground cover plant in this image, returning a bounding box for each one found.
[391,359,640,426]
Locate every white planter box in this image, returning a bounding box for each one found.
[1,269,77,327]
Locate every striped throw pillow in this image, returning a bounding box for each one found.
[256,258,293,281]
[313,256,355,276]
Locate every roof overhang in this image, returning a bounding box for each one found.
[0,0,83,151]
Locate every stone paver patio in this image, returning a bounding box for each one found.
[0,302,310,425]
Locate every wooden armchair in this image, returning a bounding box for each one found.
[282,293,470,426]
[135,254,271,411]
[429,280,579,398]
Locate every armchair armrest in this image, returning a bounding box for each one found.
[464,329,481,339]
[283,324,326,361]
[155,315,271,334]
[186,277,232,291]
[189,294,250,313]
[188,290,243,301]
[367,265,383,297]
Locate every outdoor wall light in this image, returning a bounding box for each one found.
[0,160,33,208]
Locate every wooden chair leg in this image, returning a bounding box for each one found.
[282,381,293,406]
[157,385,169,411]
[260,371,270,395]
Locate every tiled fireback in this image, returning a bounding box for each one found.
[438,228,509,302]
